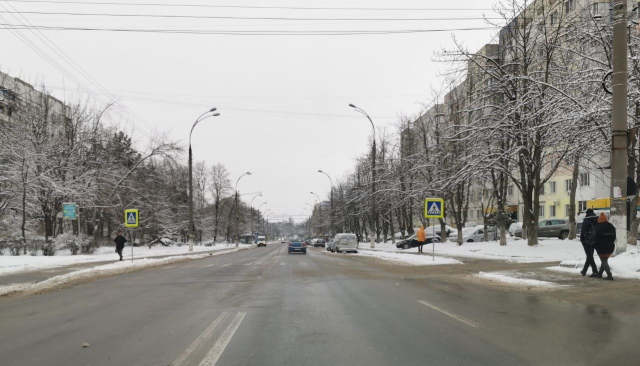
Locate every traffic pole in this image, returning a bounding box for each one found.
[611,0,628,255]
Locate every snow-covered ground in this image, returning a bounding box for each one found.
[0,244,251,276]
[363,238,586,263]
[354,250,462,266]
[477,271,561,287]
[0,249,238,296]
[547,245,640,279]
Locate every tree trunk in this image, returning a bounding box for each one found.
[568,155,580,240]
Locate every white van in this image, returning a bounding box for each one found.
[331,233,358,253]
[256,236,267,247]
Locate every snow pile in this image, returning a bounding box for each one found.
[365,238,586,263]
[0,249,239,297]
[477,271,560,287]
[0,244,251,276]
[354,250,462,266]
[547,245,640,279]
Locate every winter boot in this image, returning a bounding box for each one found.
[580,270,587,276]
[589,273,601,278]
[604,275,614,281]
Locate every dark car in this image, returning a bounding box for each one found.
[395,234,441,250]
[288,240,307,254]
[313,239,326,248]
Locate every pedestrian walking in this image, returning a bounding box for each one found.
[114,230,127,261]
[417,226,426,253]
[594,213,615,280]
[579,209,599,277]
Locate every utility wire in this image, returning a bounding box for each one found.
[4,1,494,11]
[0,23,501,35]
[0,10,500,22]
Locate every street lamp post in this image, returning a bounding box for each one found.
[349,104,377,249]
[234,172,252,248]
[250,193,263,244]
[189,107,220,252]
[311,192,321,237]
[303,207,312,237]
[318,170,334,237]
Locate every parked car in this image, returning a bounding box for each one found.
[288,239,306,254]
[256,236,267,247]
[331,233,358,253]
[461,225,497,242]
[395,233,441,250]
[313,239,326,248]
[509,222,523,237]
[514,219,570,239]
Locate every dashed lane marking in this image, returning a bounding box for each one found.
[198,312,247,366]
[204,264,215,268]
[172,312,230,366]
[418,300,480,328]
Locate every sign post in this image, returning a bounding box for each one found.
[125,209,139,263]
[63,203,78,236]
[424,198,444,262]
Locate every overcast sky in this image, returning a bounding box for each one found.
[1,0,502,222]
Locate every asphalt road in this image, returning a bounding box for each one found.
[1,243,639,366]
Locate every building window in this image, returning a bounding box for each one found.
[550,205,556,217]
[579,172,590,187]
[508,185,514,196]
[565,204,570,216]
[565,0,574,14]
[469,210,473,219]
[538,205,545,217]
[550,181,557,194]
[578,201,587,213]
[539,184,545,195]
[550,11,558,25]
[565,179,572,192]
[477,209,482,219]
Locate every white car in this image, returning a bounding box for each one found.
[331,233,358,253]
[461,226,497,242]
[508,222,523,237]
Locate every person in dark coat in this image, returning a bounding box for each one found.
[594,213,615,280]
[579,209,599,277]
[114,231,127,261]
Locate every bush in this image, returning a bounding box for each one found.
[81,238,96,254]
[7,239,24,256]
[42,241,56,256]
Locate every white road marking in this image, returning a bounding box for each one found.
[418,300,480,328]
[199,312,247,366]
[172,312,229,366]
[163,266,176,270]
[279,262,285,266]
[243,263,253,266]
[204,264,215,268]
[222,263,232,267]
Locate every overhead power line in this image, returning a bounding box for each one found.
[0,23,501,35]
[0,10,500,22]
[4,1,494,11]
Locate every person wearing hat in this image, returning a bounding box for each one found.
[579,208,599,277]
[594,212,615,280]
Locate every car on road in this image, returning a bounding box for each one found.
[288,239,306,254]
[461,225,497,242]
[313,238,326,248]
[330,233,358,253]
[256,236,267,247]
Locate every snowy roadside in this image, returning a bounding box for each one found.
[547,245,640,279]
[0,244,252,276]
[477,271,562,288]
[353,250,462,266]
[361,238,586,263]
[0,248,244,297]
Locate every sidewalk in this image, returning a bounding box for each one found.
[0,244,251,287]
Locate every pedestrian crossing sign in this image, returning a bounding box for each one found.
[424,198,444,219]
[124,209,139,228]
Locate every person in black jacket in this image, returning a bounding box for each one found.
[579,209,599,277]
[114,231,127,261]
[594,213,615,280]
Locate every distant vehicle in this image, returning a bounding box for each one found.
[288,239,306,254]
[257,236,267,247]
[313,238,326,248]
[395,233,441,250]
[331,233,358,253]
[461,225,497,242]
